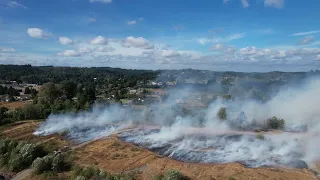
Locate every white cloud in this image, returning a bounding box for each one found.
[127,17,144,25]
[57,47,92,57]
[95,46,115,52]
[88,18,97,23]
[89,36,107,45]
[27,28,50,39]
[57,50,80,57]
[212,44,225,51]
[127,20,137,25]
[7,1,27,9]
[59,37,73,45]
[291,31,320,36]
[241,0,249,8]
[197,33,245,45]
[224,0,285,9]
[226,33,245,41]
[298,36,315,46]
[317,55,320,61]
[122,36,154,49]
[0,48,15,52]
[264,0,285,9]
[89,0,112,3]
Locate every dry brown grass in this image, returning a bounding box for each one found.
[74,137,317,180]
[0,101,28,110]
[0,120,69,151]
[0,121,318,180]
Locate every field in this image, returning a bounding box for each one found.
[0,101,28,110]
[0,121,318,180]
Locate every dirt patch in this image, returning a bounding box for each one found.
[0,101,28,110]
[74,137,317,180]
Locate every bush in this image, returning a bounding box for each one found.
[217,107,227,120]
[32,155,53,174]
[0,140,47,172]
[163,170,186,180]
[75,175,86,180]
[266,117,285,130]
[32,152,71,174]
[256,134,265,140]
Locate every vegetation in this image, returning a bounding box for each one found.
[256,133,265,140]
[32,152,72,174]
[153,170,187,180]
[71,165,135,180]
[217,107,227,120]
[0,85,20,96]
[0,139,47,172]
[266,116,285,130]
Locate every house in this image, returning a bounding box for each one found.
[129,89,138,95]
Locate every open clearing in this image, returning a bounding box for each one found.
[0,121,318,180]
[0,101,28,110]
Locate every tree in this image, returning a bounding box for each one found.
[59,81,77,99]
[217,107,227,120]
[0,107,9,125]
[266,116,285,130]
[37,82,60,105]
[24,87,31,94]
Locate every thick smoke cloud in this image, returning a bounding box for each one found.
[34,76,320,169]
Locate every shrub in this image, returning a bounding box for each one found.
[163,170,186,180]
[228,176,235,180]
[32,155,53,174]
[152,175,164,180]
[256,134,265,140]
[32,152,71,174]
[217,107,227,120]
[0,140,47,172]
[80,166,100,179]
[0,139,11,154]
[75,175,86,180]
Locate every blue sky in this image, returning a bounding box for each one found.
[0,0,320,72]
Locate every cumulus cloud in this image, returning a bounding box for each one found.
[7,1,27,9]
[57,50,80,57]
[212,44,225,51]
[89,36,107,45]
[298,36,315,46]
[95,46,115,52]
[264,0,285,8]
[89,0,112,3]
[27,28,50,39]
[59,37,73,45]
[0,48,16,52]
[121,36,154,49]
[291,31,320,36]
[57,47,92,57]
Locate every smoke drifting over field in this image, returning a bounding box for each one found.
[34,76,320,169]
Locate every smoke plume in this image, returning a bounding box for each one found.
[34,76,320,169]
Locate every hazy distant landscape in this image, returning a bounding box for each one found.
[0,64,320,180]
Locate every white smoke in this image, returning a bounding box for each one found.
[34,76,320,169]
